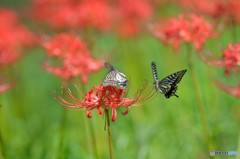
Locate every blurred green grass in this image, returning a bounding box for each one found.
[1,1,240,159]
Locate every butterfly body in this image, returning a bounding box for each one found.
[103,62,128,88]
[151,62,186,98]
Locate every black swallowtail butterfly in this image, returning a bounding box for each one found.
[151,62,186,98]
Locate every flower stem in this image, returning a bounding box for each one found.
[231,19,237,43]
[0,130,9,159]
[105,109,114,159]
[237,132,240,159]
[86,119,99,159]
[56,108,66,159]
[81,85,99,159]
[186,44,213,158]
[57,86,68,159]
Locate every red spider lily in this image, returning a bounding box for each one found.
[30,0,112,30]
[50,82,157,122]
[0,78,15,93]
[115,0,154,37]
[199,43,240,76]
[0,8,37,67]
[42,33,103,84]
[179,0,225,18]
[77,0,112,30]
[151,14,214,52]
[179,0,240,24]
[214,79,240,98]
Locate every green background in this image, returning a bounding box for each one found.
[0,1,239,159]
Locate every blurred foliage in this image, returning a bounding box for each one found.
[0,0,240,159]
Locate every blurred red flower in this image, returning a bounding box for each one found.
[0,8,37,67]
[199,43,240,76]
[115,0,153,37]
[0,79,15,93]
[179,0,240,24]
[77,0,112,30]
[43,33,103,84]
[214,80,240,98]
[30,0,112,30]
[151,14,214,52]
[51,83,157,122]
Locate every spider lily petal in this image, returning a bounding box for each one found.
[50,82,157,122]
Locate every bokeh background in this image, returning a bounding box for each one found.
[0,0,240,159]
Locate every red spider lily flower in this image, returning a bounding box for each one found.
[42,33,104,84]
[116,0,153,21]
[214,80,240,98]
[199,43,240,76]
[151,14,214,52]
[30,0,112,30]
[77,0,112,30]
[179,0,225,18]
[179,0,240,24]
[116,19,140,37]
[50,82,157,122]
[114,0,153,37]
[0,80,15,93]
[226,0,240,24]
[0,8,37,67]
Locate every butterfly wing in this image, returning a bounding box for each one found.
[159,69,187,97]
[104,62,114,71]
[103,69,119,87]
[151,62,161,92]
[103,63,128,88]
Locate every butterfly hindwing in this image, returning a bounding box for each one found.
[103,62,128,88]
[151,62,186,98]
[159,70,187,98]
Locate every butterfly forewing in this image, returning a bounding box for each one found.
[159,70,187,97]
[151,61,187,98]
[160,70,187,85]
[103,62,128,88]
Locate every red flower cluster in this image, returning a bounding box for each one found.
[200,43,240,76]
[31,0,112,30]
[43,33,103,84]
[0,8,36,67]
[214,80,240,99]
[151,14,214,52]
[0,79,15,94]
[51,83,157,122]
[179,0,240,24]
[115,0,153,37]
[30,0,154,37]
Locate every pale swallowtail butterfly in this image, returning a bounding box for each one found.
[103,62,128,88]
[151,62,186,98]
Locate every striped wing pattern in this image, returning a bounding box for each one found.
[151,62,160,92]
[159,70,187,94]
[103,62,128,88]
[151,61,186,98]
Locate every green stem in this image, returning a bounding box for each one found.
[86,119,99,159]
[105,109,114,159]
[81,85,99,159]
[56,109,67,159]
[237,132,240,159]
[0,130,9,159]
[186,44,212,158]
[231,19,237,43]
[56,86,68,159]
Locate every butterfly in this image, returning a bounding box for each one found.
[103,62,128,88]
[151,62,187,98]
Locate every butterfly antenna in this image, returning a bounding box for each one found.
[151,62,159,82]
[104,62,114,71]
[174,93,179,98]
